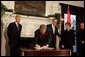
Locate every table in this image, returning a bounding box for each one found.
[20,48,71,56]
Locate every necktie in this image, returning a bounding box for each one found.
[17,23,19,30]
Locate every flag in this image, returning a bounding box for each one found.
[64,6,76,30]
[67,6,71,23]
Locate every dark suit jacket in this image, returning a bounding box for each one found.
[77,29,85,51]
[34,29,52,47]
[7,22,22,47]
[78,29,84,44]
[47,24,61,48]
[61,29,75,49]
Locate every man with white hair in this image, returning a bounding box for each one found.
[7,15,22,56]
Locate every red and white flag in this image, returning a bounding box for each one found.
[67,6,71,23]
[64,6,76,30]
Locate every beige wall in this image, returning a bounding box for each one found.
[1,1,15,10]
[46,1,84,16]
[59,1,84,7]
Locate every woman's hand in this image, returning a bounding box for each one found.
[42,45,49,49]
[35,44,40,47]
[62,45,64,48]
[34,44,41,50]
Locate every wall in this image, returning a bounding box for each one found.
[1,1,15,12]
[46,1,84,16]
[59,1,84,7]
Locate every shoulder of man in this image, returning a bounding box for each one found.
[8,22,15,26]
[55,26,58,29]
[19,23,22,26]
[47,24,51,27]
[47,24,51,26]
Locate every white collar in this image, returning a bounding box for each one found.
[52,24,55,28]
[52,24,55,33]
[15,22,19,26]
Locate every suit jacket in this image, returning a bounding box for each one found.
[47,24,61,48]
[78,29,84,43]
[7,22,22,47]
[77,29,85,48]
[34,29,52,47]
[61,29,75,49]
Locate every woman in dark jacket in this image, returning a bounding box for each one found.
[61,22,75,49]
[34,24,52,50]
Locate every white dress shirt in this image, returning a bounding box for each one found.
[52,24,55,34]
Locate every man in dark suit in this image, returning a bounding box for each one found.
[47,18,61,48]
[77,22,84,56]
[34,24,52,50]
[7,15,22,56]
